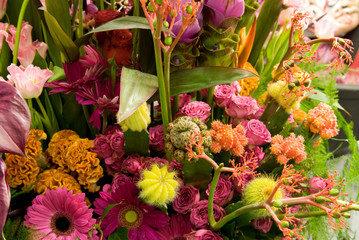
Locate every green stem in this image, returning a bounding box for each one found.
[35,97,55,136]
[82,105,97,138]
[163,51,172,122]
[208,164,223,227]
[172,95,179,119]
[12,0,30,64]
[206,86,215,107]
[77,0,83,37]
[111,0,115,10]
[102,110,108,133]
[131,0,140,63]
[99,0,104,11]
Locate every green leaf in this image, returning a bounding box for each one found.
[0,39,11,78]
[118,67,158,123]
[76,16,170,46]
[32,51,48,69]
[170,67,257,96]
[42,23,63,67]
[107,227,129,240]
[48,66,65,82]
[124,130,150,156]
[308,90,345,111]
[43,10,79,62]
[182,158,213,190]
[100,203,120,224]
[45,0,72,37]
[248,0,282,66]
[42,90,60,137]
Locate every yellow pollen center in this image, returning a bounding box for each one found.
[124,210,138,224]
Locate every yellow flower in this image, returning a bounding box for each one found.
[137,164,180,206]
[118,102,151,132]
[238,62,260,96]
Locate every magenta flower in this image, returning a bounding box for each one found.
[180,101,211,122]
[7,64,53,99]
[205,174,233,206]
[225,95,259,119]
[186,229,223,240]
[149,125,165,153]
[173,186,200,214]
[214,85,236,108]
[242,119,271,146]
[190,200,225,229]
[6,22,48,67]
[122,155,142,175]
[252,218,273,233]
[0,158,10,239]
[24,187,98,240]
[204,0,245,26]
[157,214,193,240]
[308,177,329,194]
[93,182,170,239]
[103,174,134,194]
[93,134,112,159]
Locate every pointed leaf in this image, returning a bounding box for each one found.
[45,0,72,37]
[43,10,79,62]
[170,67,258,96]
[0,40,11,78]
[118,67,158,123]
[0,82,31,156]
[308,90,345,111]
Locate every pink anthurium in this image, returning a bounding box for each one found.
[0,158,10,240]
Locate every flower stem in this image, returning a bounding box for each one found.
[111,0,115,10]
[12,0,30,64]
[35,97,55,136]
[208,164,223,227]
[172,95,179,118]
[206,86,215,108]
[163,51,172,122]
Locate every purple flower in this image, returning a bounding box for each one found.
[204,0,245,26]
[252,218,273,233]
[186,229,223,240]
[242,119,271,146]
[93,134,112,159]
[205,174,233,206]
[180,101,211,122]
[214,85,236,108]
[108,174,133,193]
[225,95,259,119]
[109,131,125,154]
[190,200,225,229]
[157,214,193,240]
[308,177,329,194]
[122,155,142,175]
[0,158,10,239]
[141,157,169,170]
[149,125,165,152]
[173,186,200,214]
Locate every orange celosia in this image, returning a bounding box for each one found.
[292,109,307,125]
[306,102,339,139]
[76,152,103,193]
[238,62,260,96]
[210,121,248,156]
[270,133,306,165]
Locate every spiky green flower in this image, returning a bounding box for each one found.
[137,164,180,206]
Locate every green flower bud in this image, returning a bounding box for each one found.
[118,103,151,132]
[303,79,311,87]
[281,220,290,228]
[294,80,301,87]
[163,21,169,28]
[329,188,340,196]
[164,36,173,46]
[288,83,296,91]
[342,213,351,218]
[273,200,283,208]
[315,196,326,203]
[332,212,341,219]
[148,2,154,12]
[186,5,193,14]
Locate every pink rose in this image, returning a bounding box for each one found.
[141,157,169,170]
[214,85,236,108]
[109,131,125,153]
[186,229,223,240]
[149,125,165,152]
[231,81,241,94]
[180,101,211,122]
[121,154,143,175]
[225,95,259,119]
[93,134,112,159]
[173,186,200,214]
[252,218,273,233]
[178,94,192,109]
[242,119,271,146]
[308,177,329,194]
[232,173,253,194]
[205,175,233,206]
[251,106,265,119]
[190,200,225,229]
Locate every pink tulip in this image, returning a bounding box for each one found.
[7,64,53,99]
[6,22,48,67]
[0,158,10,239]
[0,22,7,50]
[0,0,7,20]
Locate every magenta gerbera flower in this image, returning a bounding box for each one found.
[93,182,170,240]
[24,187,97,240]
[156,214,193,240]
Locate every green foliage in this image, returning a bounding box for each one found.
[3,218,30,240]
[107,227,129,240]
[124,130,150,156]
[182,158,213,190]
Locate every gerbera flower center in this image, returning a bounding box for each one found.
[51,211,75,236]
[118,205,143,229]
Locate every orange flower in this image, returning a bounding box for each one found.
[238,62,260,96]
[210,121,248,156]
[306,103,339,139]
[270,133,306,165]
[292,109,307,125]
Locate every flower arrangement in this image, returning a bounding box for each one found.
[1,0,359,240]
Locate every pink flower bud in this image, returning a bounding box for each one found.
[308,176,329,194]
[252,218,273,233]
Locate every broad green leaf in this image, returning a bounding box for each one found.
[32,51,47,69]
[75,16,171,46]
[48,66,65,82]
[42,23,63,67]
[107,227,129,240]
[118,67,158,123]
[45,0,72,37]
[124,130,150,156]
[100,203,120,223]
[0,40,11,78]
[170,67,258,96]
[182,158,213,190]
[43,11,79,62]
[248,0,282,66]
[308,90,345,111]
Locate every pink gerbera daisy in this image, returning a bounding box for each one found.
[156,214,193,240]
[24,187,97,240]
[93,182,170,240]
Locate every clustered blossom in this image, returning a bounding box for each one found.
[270,133,307,165]
[242,119,272,146]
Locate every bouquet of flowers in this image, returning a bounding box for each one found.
[1,0,359,239]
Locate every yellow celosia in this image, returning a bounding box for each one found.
[35,169,82,195]
[238,62,260,96]
[75,151,103,193]
[65,138,94,171]
[137,164,180,206]
[118,102,151,132]
[5,153,40,189]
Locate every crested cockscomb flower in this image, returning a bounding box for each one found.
[306,102,339,139]
[93,182,170,239]
[24,187,98,240]
[137,164,180,206]
[270,133,307,165]
[210,120,248,156]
